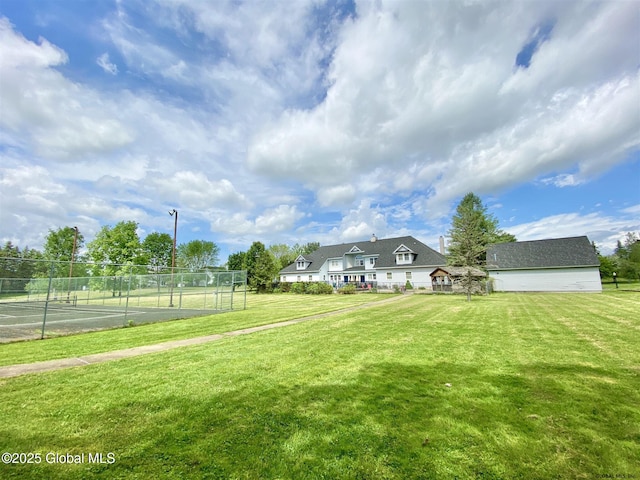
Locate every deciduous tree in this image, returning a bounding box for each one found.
[87,221,145,276]
[177,240,219,271]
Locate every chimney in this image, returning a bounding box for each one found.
[439,236,445,255]
[370,234,377,243]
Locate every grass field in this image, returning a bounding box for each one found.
[1,291,639,479]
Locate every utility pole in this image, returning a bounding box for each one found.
[67,226,79,303]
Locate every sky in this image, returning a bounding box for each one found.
[0,0,638,263]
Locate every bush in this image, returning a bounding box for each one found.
[289,282,334,295]
[338,284,356,294]
[405,280,413,290]
[309,282,333,294]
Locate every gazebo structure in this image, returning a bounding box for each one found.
[430,266,486,293]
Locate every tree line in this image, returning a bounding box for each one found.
[0,221,319,294]
[596,232,640,282]
[0,221,220,281]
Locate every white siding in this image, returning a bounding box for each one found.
[490,267,602,292]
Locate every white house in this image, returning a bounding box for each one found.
[486,236,602,292]
[279,235,447,289]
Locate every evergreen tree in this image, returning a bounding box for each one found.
[447,193,515,301]
[447,193,514,268]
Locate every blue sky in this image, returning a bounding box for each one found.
[0,0,638,263]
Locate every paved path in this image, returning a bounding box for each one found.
[0,294,411,379]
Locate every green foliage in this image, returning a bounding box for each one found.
[0,242,45,293]
[87,221,145,276]
[447,193,515,268]
[177,240,220,270]
[227,251,246,271]
[296,242,320,255]
[250,245,277,293]
[598,254,617,279]
[405,280,413,290]
[268,244,298,271]
[43,226,84,262]
[42,227,86,279]
[290,282,306,294]
[611,232,640,281]
[141,232,173,269]
[338,284,356,294]
[306,282,334,295]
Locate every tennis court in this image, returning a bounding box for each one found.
[0,300,219,342]
[0,263,248,342]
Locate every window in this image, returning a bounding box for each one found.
[387,272,392,280]
[369,258,375,265]
[396,252,413,265]
[309,275,313,282]
[406,272,412,280]
[297,276,301,282]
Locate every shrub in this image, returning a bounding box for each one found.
[338,284,356,294]
[405,280,413,290]
[290,282,306,294]
[309,282,333,294]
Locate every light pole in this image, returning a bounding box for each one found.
[169,209,178,307]
[67,226,79,303]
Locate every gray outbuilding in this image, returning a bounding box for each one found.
[486,236,602,292]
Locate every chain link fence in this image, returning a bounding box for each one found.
[0,257,247,342]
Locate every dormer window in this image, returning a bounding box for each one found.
[295,255,309,270]
[393,244,415,265]
[396,252,414,264]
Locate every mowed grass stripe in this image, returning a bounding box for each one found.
[0,293,394,367]
[0,293,638,479]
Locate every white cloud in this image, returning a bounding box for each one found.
[506,211,640,254]
[0,18,134,159]
[324,200,390,244]
[211,205,305,244]
[153,171,251,211]
[247,1,639,213]
[96,52,118,74]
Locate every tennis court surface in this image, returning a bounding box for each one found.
[0,300,216,342]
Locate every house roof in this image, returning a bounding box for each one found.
[430,266,486,277]
[279,236,446,274]
[486,236,599,270]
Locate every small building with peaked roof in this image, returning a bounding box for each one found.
[486,236,601,292]
[279,235,446,290]
[429,266,487,294]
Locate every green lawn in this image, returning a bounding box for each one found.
[0,293,392,367]
[1,292,639,479]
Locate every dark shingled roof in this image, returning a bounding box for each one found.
[279,236,446,274]
[486,236,599,270]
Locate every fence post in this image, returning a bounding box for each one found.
[40,262,55,340]
[124,266,133,325]
[215,272,220,310]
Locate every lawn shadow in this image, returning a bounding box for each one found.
[4,360,638,479]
